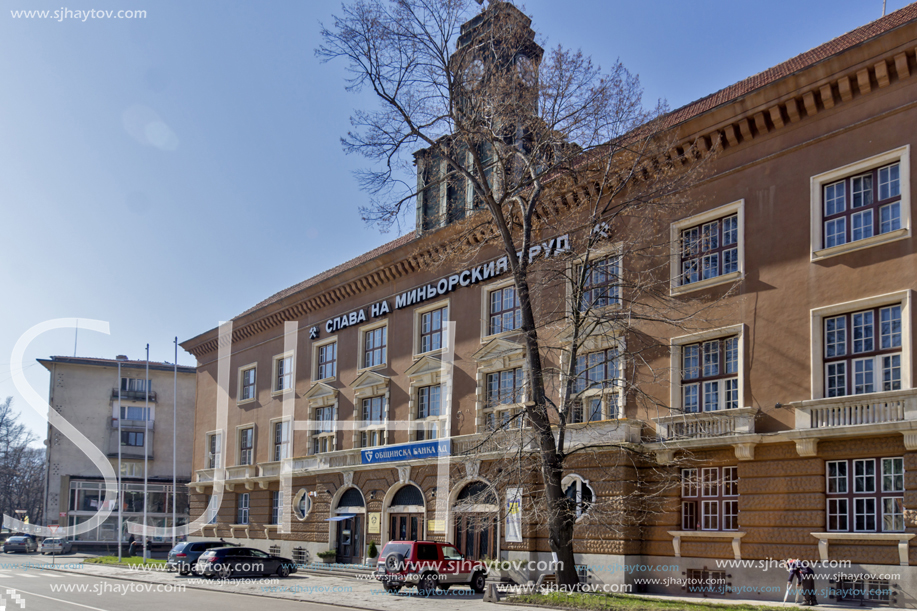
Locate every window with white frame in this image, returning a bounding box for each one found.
[419,306,447,354]
[576,255,621,311]
[484,367,524,430]
[671,200,744,293]
[271,491,283,525]
[361,396,385,448]
[120,461,144,478]
[312,406,334,455]
[681,336,739,412]
[274,354,293,392]
[826,457,904,533]
[239,427,253,466]
[293,488,312,520]
[120,430,144,447]
[207,432,222,469]
[681,466,738,531]
[571,348,620,422]
[119,405,153,421]
[824,304,903,397]
[811,147,911,259]
[240,366,256,402]
[272,420,290,461]
[317,342,337,380]
[415,385,441,441]
[562,475,594,520]
[121,378,151,393]
[363,325,387,368]
[488,285,521,336]
[236,492,249,525]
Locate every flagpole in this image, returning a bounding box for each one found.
[117,360,123,563]
[172,337,177,548]
[143,344,149,561]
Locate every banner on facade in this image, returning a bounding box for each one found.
[360,439,451,465]
[505,487,522,543]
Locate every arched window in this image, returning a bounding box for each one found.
[391,484,424,507]
[456,481,497,506]
[293,488,312,520]
[338,487,365,509]
[562,475,594,520]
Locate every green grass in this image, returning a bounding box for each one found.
[83,556,167,566]
[509,592,775,611]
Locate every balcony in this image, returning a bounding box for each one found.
[654,406,757,441]
[793,389,917,429]
[112,389,156,402]
[110,418,154,431]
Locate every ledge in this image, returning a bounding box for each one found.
[668,531,746,560]
[811,228,909,262]
[670,271,743,296]
[229,524,250,539]
[811,532,915,566]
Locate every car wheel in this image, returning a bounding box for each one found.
[277,564,291,578]
[383,552,405,574]
[470,571,487,594]
[418,573,437,596]
[383,582,402,593]
[217,565,232,580]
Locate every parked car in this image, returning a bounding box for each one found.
[3,537,37,554]
[39,538,72,555]
[374,540,487,594]
[195,547,297,579]
[166,541,226,575]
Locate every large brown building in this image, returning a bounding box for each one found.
[181,3,917,605]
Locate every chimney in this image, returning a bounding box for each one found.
[115,355,128,361]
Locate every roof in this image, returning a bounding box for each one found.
[38,356,196,374]
[234,233,415,319]
[664,3,917,128]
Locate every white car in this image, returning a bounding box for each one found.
[39,538,72,555]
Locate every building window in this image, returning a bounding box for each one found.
[824,305,902,397]
[363,326,387,368]
[121,378,151,393]
[239,428,253,466]
[489,286,520,336]
[577,255,620,311]
[317,342,337,380]
[681,466,738,531]
[681,336,739,413]
[312,406,334,455]
[826,458,904,533]
[120,431,144,447]
[361,396,385,448]
[273,421,290,461]
[293,489,312,520]
[237,493,250,525]
[120,462,144,478]
[571,348,620,423]
[271,491,283,525]
[119,405,152,421]
[274,355,293,392]
[811,147,910,259]
[483,367,525,430]
[420,306,447,353]
[416,385,441,441]
[207,432,221,469]
[240,367,256,401]
[562,475,594,520]
[361,429,383,448]
[680,214,739,285]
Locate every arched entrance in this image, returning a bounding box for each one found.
[452,481,498,560]
[387,484,425,542]
[331,487,365,565]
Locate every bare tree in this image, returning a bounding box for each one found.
[0,398,45,525]
[319,0,728,585]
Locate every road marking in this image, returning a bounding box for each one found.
[8,587,114,611]
[15,574,37,578]
[0,574,10,578]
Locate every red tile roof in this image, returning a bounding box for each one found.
[664,3,917,128]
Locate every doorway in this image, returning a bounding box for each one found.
[453,513,497,560]
[389,513,422,541]
[336,515,363,564]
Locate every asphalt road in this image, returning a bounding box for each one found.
[0,552,340,611]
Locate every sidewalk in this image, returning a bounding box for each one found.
[45,561,858,611]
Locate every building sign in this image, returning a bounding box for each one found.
[505,487,522,543]
[313,235,570,340]
[428,519,445,533]
[360,439,452,465]
[367,512,381,534]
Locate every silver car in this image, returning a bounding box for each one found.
[39,538,72,555]
[3,537,37,553]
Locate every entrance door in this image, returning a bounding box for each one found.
[336,515,363,564]
[454,513,498,560]
[389,513,422,542]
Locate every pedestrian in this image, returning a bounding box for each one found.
[783,559,802,604]
[799,563,818,606]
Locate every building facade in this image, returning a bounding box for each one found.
[181,4,917,606]
[39,356,196,544]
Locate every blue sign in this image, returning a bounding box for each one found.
[361,439,452,465]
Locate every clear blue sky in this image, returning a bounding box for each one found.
[0,0,908,440]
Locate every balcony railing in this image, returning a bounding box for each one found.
[794,389,917,429]
[654,407,756,441]
[112,389,156,402]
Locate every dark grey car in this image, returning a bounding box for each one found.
[195,547,296,579]
[166,541,226,575]
[3,537,37,553]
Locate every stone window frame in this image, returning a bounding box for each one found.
[236,424,255,467]
[304,382,338,455]
[825,457,905,534]
[670,325,745,414]
[205,430,222,470]
[352,371,391,448]
[413,298,450,357]
[236,492,250,525]
[561,474,595,523]
[312,337,338,382]
[476,354,528,433]
[270,490,283,525]
[810,291,912,400]
[292,488,312,521]
[480,278,522,342]
[810,146,911,261]
[270,417,292,462]
[680,466,739,532]
[406,355,448,442]
[670,200,745,295]
[567,243,624,316]
[357,319,389,371]
[237,361,257,405]
[271,351,294,396]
